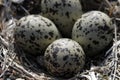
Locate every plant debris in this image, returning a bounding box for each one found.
[0,0,120,80]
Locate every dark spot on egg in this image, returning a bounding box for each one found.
[107,29,113,34]
[21,25,25,28]
[65,11,70,18]
[77,21,82,28]
[38,24,41,27]
[76,35,79,38]
[55,36,58,39]
[53,47,59,55]
[47,23,52,27]
[45,54,50,61]
[72,19,75,22]
[87,44,92,50]
[95,23,99,26]
[36,30,43,35]
[20,31,25,38]
[46,50,49,53]
[89,38,92,40]
[92,40,99,45]
[85,31,90,35]
[49,8,58,15]
[78,26,82,30]
[49,38,52,40]
[54,2,61,8]
[67,3,71,7]
[76,61,80,65]
[98,25,109,31]
[100,35,105,39]
[30,35,35,41]
[89,24,92,27]
[44,35,49,39]
[49,32,54,37]
[76,48,80,52]
[52,61,60,68]
[63,55,69,61]
[53,52,57,60]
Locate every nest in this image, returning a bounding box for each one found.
[0,0,120,80]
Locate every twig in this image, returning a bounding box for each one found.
[0,50,16,78]
[0,36,9,48]
[112,74,120,79]
[105,0,113,8]
[89,72,97,80]
[11,0,24,4]
[20,5,30,15]
[111,19,118,80]
[98,1,104,10]
[9,60,51,80]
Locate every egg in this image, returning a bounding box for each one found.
[14,15,61,55]
[41,0,83,38]
[72,11,113,56]
[44,38,85,78]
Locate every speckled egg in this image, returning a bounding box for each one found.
[44,38,85,78]
[72,11,113,56]
[14,15,61,55]
[41,0,83,38]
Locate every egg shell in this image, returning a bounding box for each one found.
[44,38,85,78]
[14,15,61,55]
[41,0,83,38]
[72,11,113,56]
